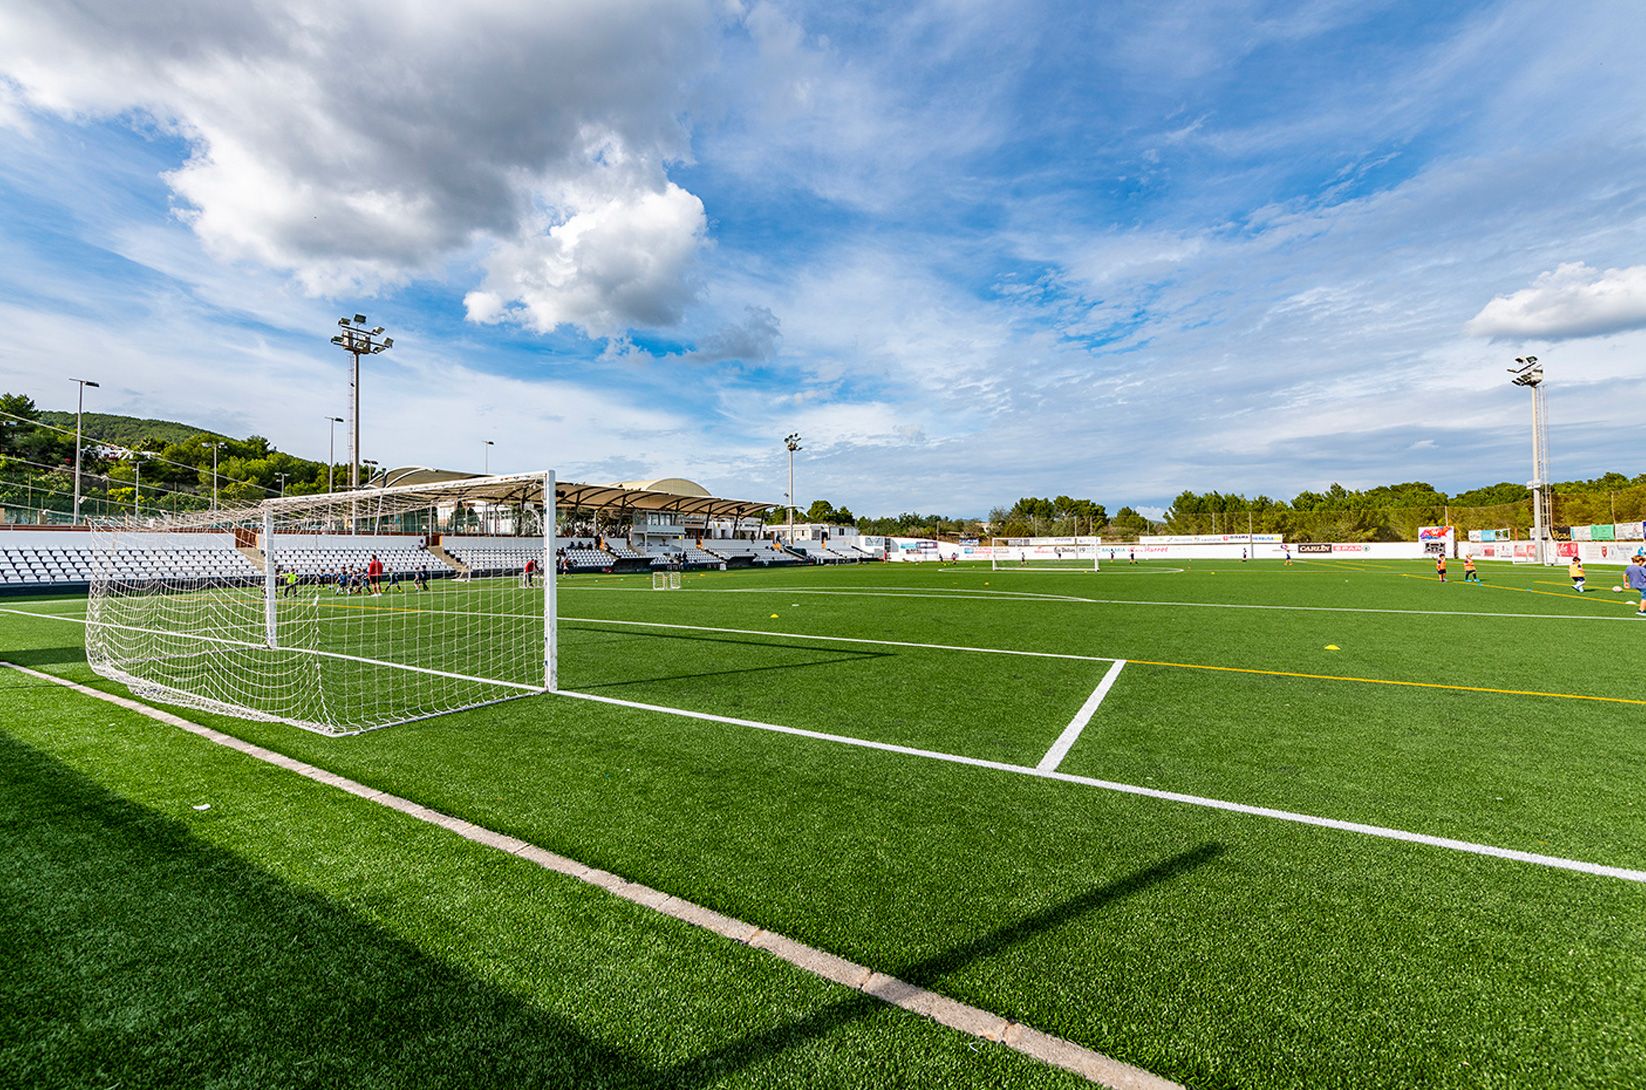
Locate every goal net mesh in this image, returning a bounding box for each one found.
[86,476,550,735]
[989,536,1101,570]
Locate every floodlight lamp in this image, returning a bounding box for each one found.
[372,326,384,334]
[338,317,350,327]
[354,313,368,324]
[382,337,393,348]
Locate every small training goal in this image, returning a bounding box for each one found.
[989,536,1101,571]
[652,570,682,590]
[85,473,558,736]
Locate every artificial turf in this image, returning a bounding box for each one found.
[3,557,1645,1088]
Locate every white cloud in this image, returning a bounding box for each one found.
[0,0,719,332]
[1465,263,1646,341]
[466,180,706,338]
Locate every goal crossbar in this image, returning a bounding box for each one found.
[989,536,1102,572]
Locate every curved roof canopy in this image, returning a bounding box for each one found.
[292,469,774,522]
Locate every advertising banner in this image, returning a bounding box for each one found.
[1592,523,1616,541]
[1139,534,1283,545]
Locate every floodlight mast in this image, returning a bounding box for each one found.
[70,378,99,523]
[1509,356,1549,564]
[329,315,392,490]
[784,433,802,544]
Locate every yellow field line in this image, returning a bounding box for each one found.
[1128,657,1646,706]
[1394,572,1632,608]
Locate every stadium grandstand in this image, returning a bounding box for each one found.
[0,468,792,593]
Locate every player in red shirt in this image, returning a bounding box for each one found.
[367,554,385,595]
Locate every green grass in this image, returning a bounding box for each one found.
[4,557,1646,1087]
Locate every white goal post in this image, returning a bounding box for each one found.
[652,570,682,590]
[85,472,558,736]
[990,536,1102,571]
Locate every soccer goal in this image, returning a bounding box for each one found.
[652,570,682,590]
[85,473,558,736]
[989,536,1101,571]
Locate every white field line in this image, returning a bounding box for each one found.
[7,585,1631,624]
[555,688,1646,885]
[0,661,1176,1090]
[724,589,1642,623]
[556,585,1642,622]
[0,609,540,693]
[8,605,1644,881]
[1037,660,1128,772]
[561,616,1122,664]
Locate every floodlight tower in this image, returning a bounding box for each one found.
[1509,356,1550,564]
[329,315,392,489]
[784,433,802,544]
[70,377,99,523]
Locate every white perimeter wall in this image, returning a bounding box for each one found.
[893,539,1432,561]
[1460,539,1645,567]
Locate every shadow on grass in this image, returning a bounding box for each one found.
[563,623,894,691]
[662,842,1225,1088]
[0,717,1219,1088]
[0,645,86,668]
[0,730,657,1089]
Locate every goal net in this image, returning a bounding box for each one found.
[652,570,682,590]
[989,536,1101,571]
[85,472,556,736]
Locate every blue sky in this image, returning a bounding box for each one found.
[2,1,1644,516]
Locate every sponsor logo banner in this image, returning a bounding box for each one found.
[1418,525,1454,541]
[1139,534,1283,545]
[1297,543,1333,554]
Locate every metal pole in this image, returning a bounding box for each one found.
[350,349,361,489]
[134,459,140,514]
[263,505,278,648]
[212,443,219,509]
[544,470,557,692]
[327,418,341,494]
[71,380,98,522]
[787,446,795,544]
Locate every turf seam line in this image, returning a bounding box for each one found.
[1037,659,1128,772]
[552,688,1646,885]
[0,661,1177,1090]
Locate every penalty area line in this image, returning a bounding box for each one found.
[1037,659,1127,772]
[0,660,1174,1090]
[553,687,1646,886]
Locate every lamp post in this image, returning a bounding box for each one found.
[202,440,224,509]
[70,378,99,523]
[1509,356,1550,564]
[325,417,344,493]
[275,472,289,497]
[484,440,495,474]
[329,315,392,490]
[786,431,806,543]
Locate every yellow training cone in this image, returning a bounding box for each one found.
[1324,644,1340,651]
[770,613,780,618]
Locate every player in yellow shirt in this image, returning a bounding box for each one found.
[1569,557,1586,593]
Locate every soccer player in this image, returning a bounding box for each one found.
[282,569,300,597]
[521,557,537,588]
[1128,547,1136,565]
[334,567,347,595]
[367,554,385,595]
[1569,556,1586,593]
[1435,553,1447,582]
[1463,556,1481,584]
[1282,544,1292,566]
[413,568,429,592]
[1241,547,1248,562]
[1627,555,1646,616]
